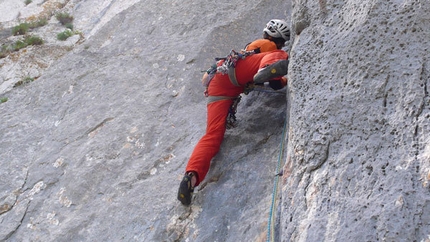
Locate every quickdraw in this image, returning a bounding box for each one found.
[202,49,257,90]
[226,95,242,129]
[216,49,256,74]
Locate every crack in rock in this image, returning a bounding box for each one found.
[167,206,202,241]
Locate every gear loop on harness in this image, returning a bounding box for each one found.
[217,49,257,87]
[202,49,257,90]
[217,49,256,72]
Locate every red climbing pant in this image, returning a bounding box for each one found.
[185,99,233,186]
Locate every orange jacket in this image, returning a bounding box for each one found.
[245,39,277,53]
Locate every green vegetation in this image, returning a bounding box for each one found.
[13,35,43,50]
[0,35,44,58]
[3,35,44,55]
[12,19,48,35]
[3,12,77,58]
[0,97,8,104]
[65,23,73,30]
[56,12,74,25]
[4,19,48,57]
[1,47,13,58]
[55,13,75,41]
[57,29,73,41]
[23,35,43,45]
[12,23,30,35]
[29,18,48,28]
[13,40,27,51]
[25,0,32,5]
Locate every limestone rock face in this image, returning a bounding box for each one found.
[1,0,429,241]
[1,0,291,241]
[283,0,430,241]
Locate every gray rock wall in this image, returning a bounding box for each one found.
[1,0,292,241]
[282,0,430,241]
[1,0,429,241]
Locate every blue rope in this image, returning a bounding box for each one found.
[267,115,288,242]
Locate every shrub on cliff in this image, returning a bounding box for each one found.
[56,12,74,25]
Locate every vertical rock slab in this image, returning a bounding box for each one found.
[283,0,430,241]
[1,0,293,241]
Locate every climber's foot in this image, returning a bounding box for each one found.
[177,172,195,206]
[253,59,289,84]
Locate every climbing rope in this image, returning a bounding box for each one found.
[267,113,288,242]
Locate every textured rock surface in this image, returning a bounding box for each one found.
[0,0,81,95]
[1,0,429,241]
[1,0,291,241]
[283,0,430,241]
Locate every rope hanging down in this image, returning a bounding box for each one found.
[267,113,287,242]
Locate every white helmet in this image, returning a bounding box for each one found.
[263,19,290,41]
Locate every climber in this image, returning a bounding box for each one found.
[244,19,291,91]
[202,19,291,96]
[177,20,291,206]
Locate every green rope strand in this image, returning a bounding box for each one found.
[267,115,287,242]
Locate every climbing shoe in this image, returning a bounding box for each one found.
[177,173,194,206]
[253,59,289,84]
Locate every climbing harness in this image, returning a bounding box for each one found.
[216,49,255,73]
[226,95,241,129]
[206,95,237,104]
[205,95,241,129]
[202,49,257,89]
[218,49,256,87]
[267,115,288,242]
[202,64,218,88]
[203,49,256,126]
